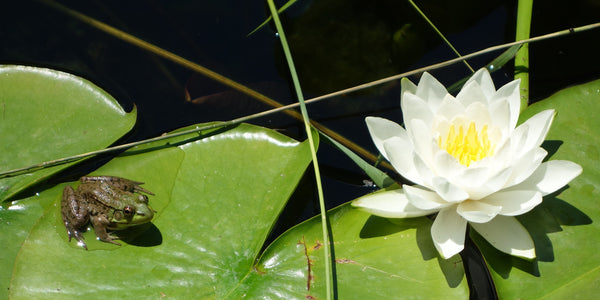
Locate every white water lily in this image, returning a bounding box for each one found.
[353,69,582,259]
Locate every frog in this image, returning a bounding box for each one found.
[61,176,155,250]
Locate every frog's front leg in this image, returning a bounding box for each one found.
[61,186,90,249]
[90,214,121,246]
[81,176,154,195]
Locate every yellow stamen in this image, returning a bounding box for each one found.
[438,122,495,166]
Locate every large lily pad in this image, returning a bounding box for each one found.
[473,79,600,298]
[0,65,137,201]
[5,123,313,299]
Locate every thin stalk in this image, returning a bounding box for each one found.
[247,0,299,36]
[0,122,228,179]
[266,1,333,298]
[407,0,473,72]
[515,0,534,111]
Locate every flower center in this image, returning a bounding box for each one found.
[438,122,495,166]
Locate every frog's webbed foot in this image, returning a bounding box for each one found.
[80,176,155,195]
[66,228,88,250]
[96,230,121,246]
[91,215,122,246]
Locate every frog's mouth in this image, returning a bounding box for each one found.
[141,206,156,220]
[130,209,155,224]
[110,206,155,229]
[109,216,152,229]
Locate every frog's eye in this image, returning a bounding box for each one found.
[123,206,135,217]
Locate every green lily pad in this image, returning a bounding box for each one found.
[5,123,313,299]
[0,65,137,201]
[233,203,470,298]
[473,79,600,298]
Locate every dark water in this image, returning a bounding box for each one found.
[1,0,598,234]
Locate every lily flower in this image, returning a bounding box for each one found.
[353,69,582,259]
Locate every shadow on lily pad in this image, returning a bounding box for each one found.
[359,215,414,238]
[117,222,162,247]
[541,140,563,161]
[473,188,592,279]
[360,215,465,288]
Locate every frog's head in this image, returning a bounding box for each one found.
[109,193,155,229]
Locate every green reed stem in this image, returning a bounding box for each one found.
[515,0,533,110]
[266,0,333,298]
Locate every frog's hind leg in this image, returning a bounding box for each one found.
[81,176,155,196]
[61,186,90,249]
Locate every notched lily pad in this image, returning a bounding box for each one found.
[0,65,137,201]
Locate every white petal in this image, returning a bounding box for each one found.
[432,150,463,181]
[480,190,542,216]
[431,207,467,259]
[401,93,434,133]
[464,101,492,126]
[365,117,409,160]
[452,165,491,190]
[487,122,506,148]
[490,79,521,129]
[513,109,555,152]
[352,189,436,218]
[415,72,449,110]
[456,81,487,108]
[507,160,583,196]
[413,153,435,188]
[482,166,512,190]
[464,69,495,101]
[456,200,501,223]
[488,98,511,136]
[505,147,548,186]
[431,176,469,202]
[435,94,463,121]
[509,122,529,155]
[471,216,536,259]
[409,119,435,166]
[469,167,512,200]
[488,137,512,168]
[383,137,422,184]
[400,77,417,103]
[404,185,453,210]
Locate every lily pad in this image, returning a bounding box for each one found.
[233,203,470,298]
[0,65,137,201]
[6,123,314,299]
[474,79,600,298]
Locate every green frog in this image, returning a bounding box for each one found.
[61,176,155,250]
